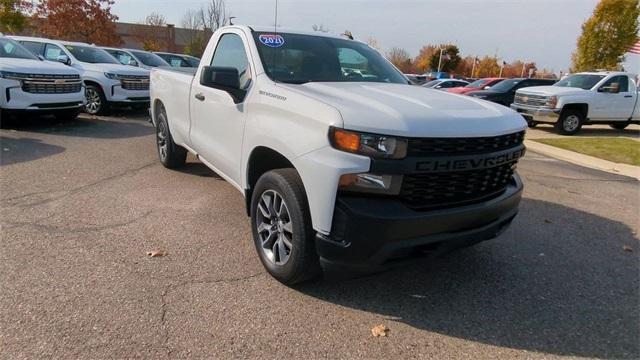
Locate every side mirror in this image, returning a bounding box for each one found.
[435,85,442,89]
[200,66,245,102]
[57,54,71,66]
[483,86,491,90]
[599,83,620,93]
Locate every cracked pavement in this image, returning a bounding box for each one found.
[1,115,638,359]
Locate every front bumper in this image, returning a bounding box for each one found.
[104,81,150,104]
[316,173,523,273]
[1,83,85,111]
[510,103,560,123]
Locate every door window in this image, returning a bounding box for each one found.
[600,76,628,93]
[44,44,64,61]
[211,33,252,89]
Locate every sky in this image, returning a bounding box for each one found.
[111,0,639,73]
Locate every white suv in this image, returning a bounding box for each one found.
[0,36,85,121]
[10,36,151,115]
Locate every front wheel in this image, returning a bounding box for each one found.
[610,123,629,130]
[251,169,321,285]
[527,119,538,128]
[555,110,583,135]
[84,85,107,115]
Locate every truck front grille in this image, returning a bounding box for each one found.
[514,93,548,107]
[400,131,524,210]
[119,75,150,91]
[400,163,516,210]
[407,131,525,156]
[20,74,82,94]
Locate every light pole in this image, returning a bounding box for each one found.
[437,48,445,73]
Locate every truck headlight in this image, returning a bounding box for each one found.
[329,127,408,159]
[546,96,558,108]
[104,73,122,80]
[339,173,403,195]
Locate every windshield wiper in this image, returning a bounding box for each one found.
[278,79,311,84]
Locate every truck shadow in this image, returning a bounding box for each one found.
[297,198,639,359]
[1,114,153,140]
[0,136,66,166]
[531,124,640,138]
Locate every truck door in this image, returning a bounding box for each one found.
[593,75,636,120]
[189,31,253,185]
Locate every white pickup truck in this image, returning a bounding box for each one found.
[511,71,640,135]
[151,26,528,284]
[1,36,85,121]
[10,36,151,115]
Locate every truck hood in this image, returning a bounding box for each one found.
[1,58,80,75]
[283,82,525,137]
[78,62,150,76]
[517,86,586,96]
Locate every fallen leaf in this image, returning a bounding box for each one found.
[544,219,552,224]
[623,245,633,253]
[371,324,389,337]
[147,250,168,257]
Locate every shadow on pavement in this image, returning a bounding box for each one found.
[0,136,66,166]
[532,124,640,138]
[177,162,224,180]
[298,198,639,359]
[1,114,153,139]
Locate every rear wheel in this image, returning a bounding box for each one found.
[610,123,629,130]
[251,169,321,285]
[555,110,583,135]
[155,106,187,168]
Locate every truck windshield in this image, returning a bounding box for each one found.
[555,74,605,90]
[64,45,120,64]
[252,32,407,84]
[0,38,38,60]
[130,50,168,67]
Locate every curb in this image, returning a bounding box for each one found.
[524,140,640,181]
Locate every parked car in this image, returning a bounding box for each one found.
[423,71,450,80]
[151,26,527,285]
[511,71,639,135]
[0,36,85,121]
[154,52,200,68]
[11,36,151,115]
[404,74,428,85]
[422,79,469,90]
[467,78,557,106]
[447,77,504,95]
[101,47,170,69]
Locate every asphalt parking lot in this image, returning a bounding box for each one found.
[1,114,639,359]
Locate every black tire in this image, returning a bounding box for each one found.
[54,109,81,122]
[251,169,321,285]
[610,123,629,130]
[555,109,583,135]
[84,84,108,115]
[155,106,187,169]
[527,119,538,128]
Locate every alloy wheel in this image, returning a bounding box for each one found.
[156,115,168,161]
[563,115,580,132]
[256,190,293,265]
[85,87,102,115]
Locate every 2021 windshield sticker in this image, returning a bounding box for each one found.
[259,34,285,48]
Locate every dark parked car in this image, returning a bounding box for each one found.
[154,52,200,68]
[467,78,557,106]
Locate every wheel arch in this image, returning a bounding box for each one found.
[245,146,297,216]
[561,103,588,119]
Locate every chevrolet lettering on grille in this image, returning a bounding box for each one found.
[416,147,526,173]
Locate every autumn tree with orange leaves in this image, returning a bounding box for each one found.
[34,0,121,46]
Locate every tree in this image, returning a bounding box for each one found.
[35,0,121,46]
[386,47,414,73]
[474,56,500,78]
[181,9,207,57]
[134,12,167,51]
[413,45,438,73]
[0,0,31,33]
[365,36,380,51]
[428,44,461,73]
[198,0,228,32]
[572,0,640,71]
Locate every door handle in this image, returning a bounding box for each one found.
[194,93,205,101]
[624,95,632,98]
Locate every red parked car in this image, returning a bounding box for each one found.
[447,78,505,95]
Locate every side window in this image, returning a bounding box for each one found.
[20,41,44,56]
[116,51,133,65]
[211,33,251,89]
[601,76,628,93]
[169,56,185,67]
[44,44,64,61]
